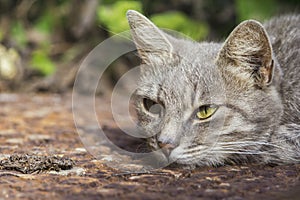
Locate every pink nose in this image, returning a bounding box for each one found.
[158,142,175,156]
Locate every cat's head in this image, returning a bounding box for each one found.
[127,10,283,166]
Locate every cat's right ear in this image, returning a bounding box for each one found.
[126,10,174,66]
[217,20,274,88]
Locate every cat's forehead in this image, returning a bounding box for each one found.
[158,41,221,85]
[175,41,221,66]
[137,42,223,105]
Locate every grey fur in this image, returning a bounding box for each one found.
[127,10,300,167]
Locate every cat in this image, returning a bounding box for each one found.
[126,10,300,167]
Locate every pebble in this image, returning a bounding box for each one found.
[5,138,24,144]
[48,167,86,176]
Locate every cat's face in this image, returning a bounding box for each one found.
[127,10,283,166]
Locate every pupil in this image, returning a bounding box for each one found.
[143,98,153,110]
[143,98,161,114]
[149,104,161,114]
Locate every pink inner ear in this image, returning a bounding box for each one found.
[260,59,274,85]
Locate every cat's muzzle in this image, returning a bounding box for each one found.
[158,141,176,158]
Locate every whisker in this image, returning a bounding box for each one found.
[217,141,283,149]
[212,151,269,155]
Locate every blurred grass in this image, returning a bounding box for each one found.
[34,10,55,35]
[97,1,143,35]
[0,0,298,85]
[235,0,278,22]
[30,50,56,76]
[150,11,208,41]
[98,1,209,40]
[11,22,27,48]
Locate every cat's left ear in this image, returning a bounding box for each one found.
[217,20,274,87]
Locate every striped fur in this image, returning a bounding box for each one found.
[127,10,300,167]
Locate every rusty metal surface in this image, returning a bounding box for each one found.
[0,93,299,199]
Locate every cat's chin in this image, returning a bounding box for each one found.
[168,146,199,165]
[166,162,197,170]
[169,146,226,167]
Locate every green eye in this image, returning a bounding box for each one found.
[196,105,218,120]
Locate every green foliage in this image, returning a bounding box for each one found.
[26,14,56,76]
[97,0,142,35]
[150,11,208,41]
[11,22,27,47]
[30,50,56,76]
[34,10,56,34]
[8,7,58,76]
[0,29,3,41]
[235,0,278,22]
[98,1,208,41]
[1,0,297,81]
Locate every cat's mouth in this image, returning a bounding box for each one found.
[156,145,191,165]
[148,135,210,165]
[148,136,178,162]
[157,141,176,158]
[150,138,225,166]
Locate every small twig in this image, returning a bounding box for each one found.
[108,170,183,179]
[0,172,22,177]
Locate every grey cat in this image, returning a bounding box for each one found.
[126,10,300,167]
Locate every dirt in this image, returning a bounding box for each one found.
[0,154,74,174]
[0,93,299,200]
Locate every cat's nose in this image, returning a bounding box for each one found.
[158,141,176,157]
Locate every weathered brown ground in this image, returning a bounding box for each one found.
[0,93,299,200]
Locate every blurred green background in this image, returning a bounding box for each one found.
[0,0,298,92]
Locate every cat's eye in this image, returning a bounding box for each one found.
[142,98,163,115]
[196,105,218,120]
